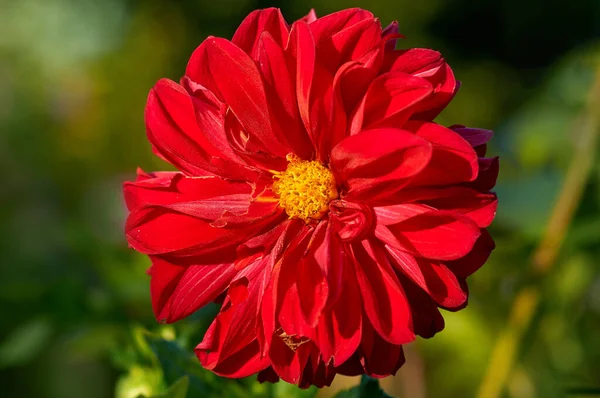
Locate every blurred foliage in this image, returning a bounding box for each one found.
[1,0,600,397]
[334,376,392,398]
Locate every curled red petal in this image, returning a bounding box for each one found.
[318,17,382,72]
[309,8,374,46]
[330,200,375,242]
[231,8,289,60]
[383,48,458,119]
[349,71,434,135]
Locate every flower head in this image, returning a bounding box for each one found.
[124,7,498,388]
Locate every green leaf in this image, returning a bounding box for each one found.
[334,376,392,398]
[144,333,251,398]
[144,333,212,398]
[150,376,189,398]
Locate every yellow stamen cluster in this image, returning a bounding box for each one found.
[272,155,338,221]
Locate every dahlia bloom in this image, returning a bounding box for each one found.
[124,8,498,388]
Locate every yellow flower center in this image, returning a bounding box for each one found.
[272,155,338,221]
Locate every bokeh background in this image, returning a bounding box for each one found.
[2,0,600,397]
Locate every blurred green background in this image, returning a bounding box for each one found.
[1,0,600,397]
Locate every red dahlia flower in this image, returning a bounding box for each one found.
[124,7,498,388]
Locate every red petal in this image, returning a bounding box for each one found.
[413,63,457,120]
[316,263,362,366]
[124,170,178,211]
[360,321,406,377]
[299,9,317,24]
[222,106,287,171]
[306,221,347,309]
[309,62,347,162]
[204,340,269,378]
[125,175,281,256]
[124,172,249,213]
[385,187,498,228]
[406,121,479,186]
[335,47,383,114]
[288,21,347,161]
[236,219,297,264]
[330,200,375,242]
[330,127,432,200]
[383,48,458,119]
[382,21,400,51]
[257,33,313,158]
[288,21,315,141]
[318,18,382,71]
[258,367,280,384]
[145,79,253,179]
[397,272,445,338]
[452,126,494,148]
[296,222,328,327]
[257,221,308,356]
[186,37,290,158]
[273,228,315,337]
[376,210,481,261]
[374,203,431,225]
[268,333,311,385]
[309,8,374,46]
[231,8,289,60]
[419,188,498,228]
[352,240,414,344]
[386,246,467,308]
[349,71,433,135]
[447,229,495,277]
[468,156,499,192]
[297,249,329,327]
[196,269,271,377]
[148,256,238,323]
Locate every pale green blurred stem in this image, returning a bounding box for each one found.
[477,64,600,398]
